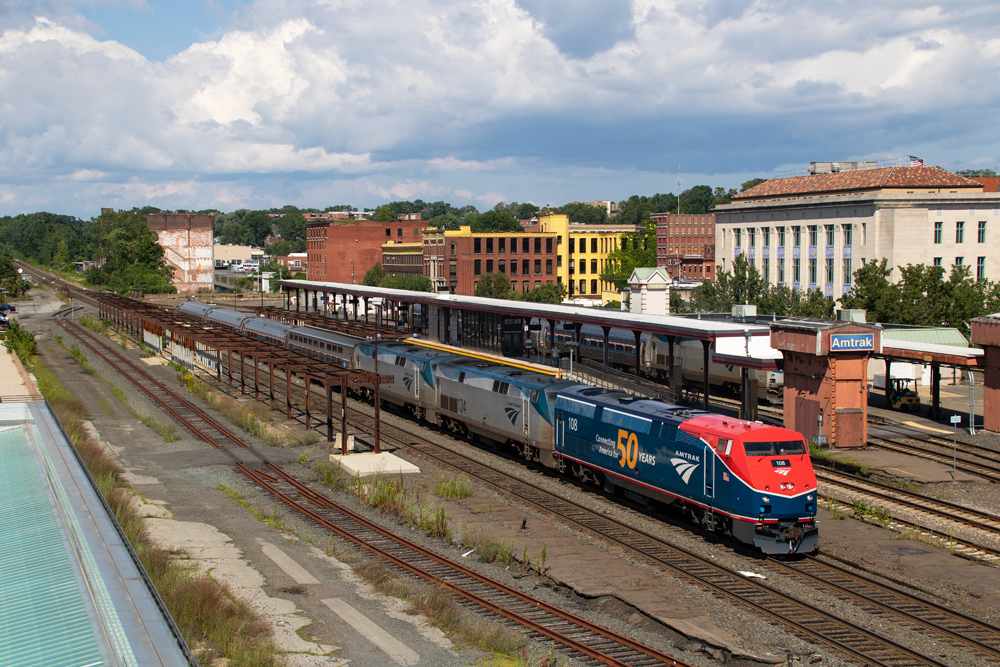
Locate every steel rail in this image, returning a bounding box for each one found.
[868,434,1000,480]
[54,313,689,667]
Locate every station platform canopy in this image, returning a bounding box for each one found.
[879,336,983,367]
[276,279,773,342]
[711,334,783,371]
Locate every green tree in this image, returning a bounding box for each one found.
[470,210,521,233]
[600,221,657,290]
[712,187,738,207]
[52,238,71,270]
[269,239,306,256]
[795,290,836,318]
[679,185,715,214]
[740,178,768,193]
[475,273,515,299]
[383,275,434,292]
[689,254,767,313]
[520,282,567,304]
[669,291,687,314]
[85,210,176,294]
[756,284,801,317]
[554,202,608,224]
[428,214,460,229]
[614,193,677,226]
[838,258,899,323]
[275,212,307,242]
[362,263,387,286]
[375,206,395,222]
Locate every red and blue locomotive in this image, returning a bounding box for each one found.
[555,386,817,554]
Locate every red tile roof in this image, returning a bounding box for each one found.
[734,166,983,200]
[973,177,1000,192]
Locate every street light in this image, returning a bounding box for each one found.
[371,296,384,454]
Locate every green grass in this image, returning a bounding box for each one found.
[34,357,280,666]
[809,441,870,473]
[852,498,892,528]
[217,484,298,535]
[434,473,474,500]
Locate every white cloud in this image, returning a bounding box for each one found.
[0,1,999,215]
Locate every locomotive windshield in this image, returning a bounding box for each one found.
[743,440,807,456]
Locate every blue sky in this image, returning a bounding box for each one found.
[1,1,999,217]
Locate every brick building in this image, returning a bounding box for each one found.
[649,213,716,281]
[423,226,559,295]
[381,242,423,277]
[307,219,428,284]
[144,212,214,293]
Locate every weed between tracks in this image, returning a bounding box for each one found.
[217,484,298,536]
[34,357,281,667]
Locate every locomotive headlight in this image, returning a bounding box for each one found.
[779,483,787,490]
[761,496,770,502]
[787,482,795,491]
[807,494,814,501]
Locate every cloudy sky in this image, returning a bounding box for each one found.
[1,1,998,217]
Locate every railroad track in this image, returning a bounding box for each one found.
[868,432,1000,481]
[196,349,971,666]
[53,311,692,667]
[815,467,1000,564]
[871,425,1000,476]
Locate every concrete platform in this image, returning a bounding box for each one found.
[329,451,420,477]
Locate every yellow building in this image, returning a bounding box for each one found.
[536,212,640,303]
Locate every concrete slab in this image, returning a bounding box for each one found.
[258,540,321,585]
[329,451,420,477]
[322,597,420,667]
[823,447,979,483]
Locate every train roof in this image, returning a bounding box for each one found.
[558,384,711,424]
[358,341,454,362]
[206,308,253,328]
[289,325,365,346]
[178,301,215,319]
[243,316,294,339]
[437,357,578,390]
[680,414,802,439]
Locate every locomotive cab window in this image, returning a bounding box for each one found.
[743,440,806,456]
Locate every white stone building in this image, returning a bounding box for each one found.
[713,165,1000,300]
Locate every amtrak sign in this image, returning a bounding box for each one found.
[830,333,875,352]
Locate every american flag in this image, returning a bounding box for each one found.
[908,154,925,167]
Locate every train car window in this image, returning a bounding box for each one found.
[724,439,733,457]
[459,372,466,383]
[394,356,407,367]
[743,441,776,456]
[531,390,540,402]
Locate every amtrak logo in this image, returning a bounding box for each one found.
[774,468,791,476]
[670,458,700,484]
[504,406,521,425]
[402,376,412,391]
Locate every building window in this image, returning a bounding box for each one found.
[591,279,598,294]
[826,257,834,283]
[749,228,756,247]
[397,227,403,237]
[762,258,769,283]
[474,259,482,275]
[546,238,553,253]
[523,259,530,275]
[569,238,575,253]
[979,221,987,243]
[763,228,770,247]
[579,261,587,274]
[778,226,786,247]
[451,243,456,256]
[522,238,530,253]
[978,256,986,280]
[486,238,493,253]
[808,225,818,246]
[825,224,835,246]
[591,259,598,274]
[534,259,542,275]
[579,280,586,294]
[498,260,506,274]
[956,221,965,243]
[843,258,852,284]
[385,227,391,237]
[862,223,867,245]
[934,221,942,244]
[793,258,801,283]
[510,239,517,254]
[955,257,964,266]
[931,257,942,267]
[588,238,595,253]
[778,259,785,284]
[809,258,817,285]
[498,237,506,253]
[793,226,801,246]
[534,238,542,254]
[557,255,562,268]
[486,259,494,273]
[522,281,529,293]
[414,227,420,238]
[510,260,518,275]
[474,238,481,253]
[546,259,553,275]
[842,224,852,246]
[449,261,456,276]
[734,229,741,247]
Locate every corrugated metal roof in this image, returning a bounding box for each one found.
[882,327,969,347]
[0,426,103,667]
